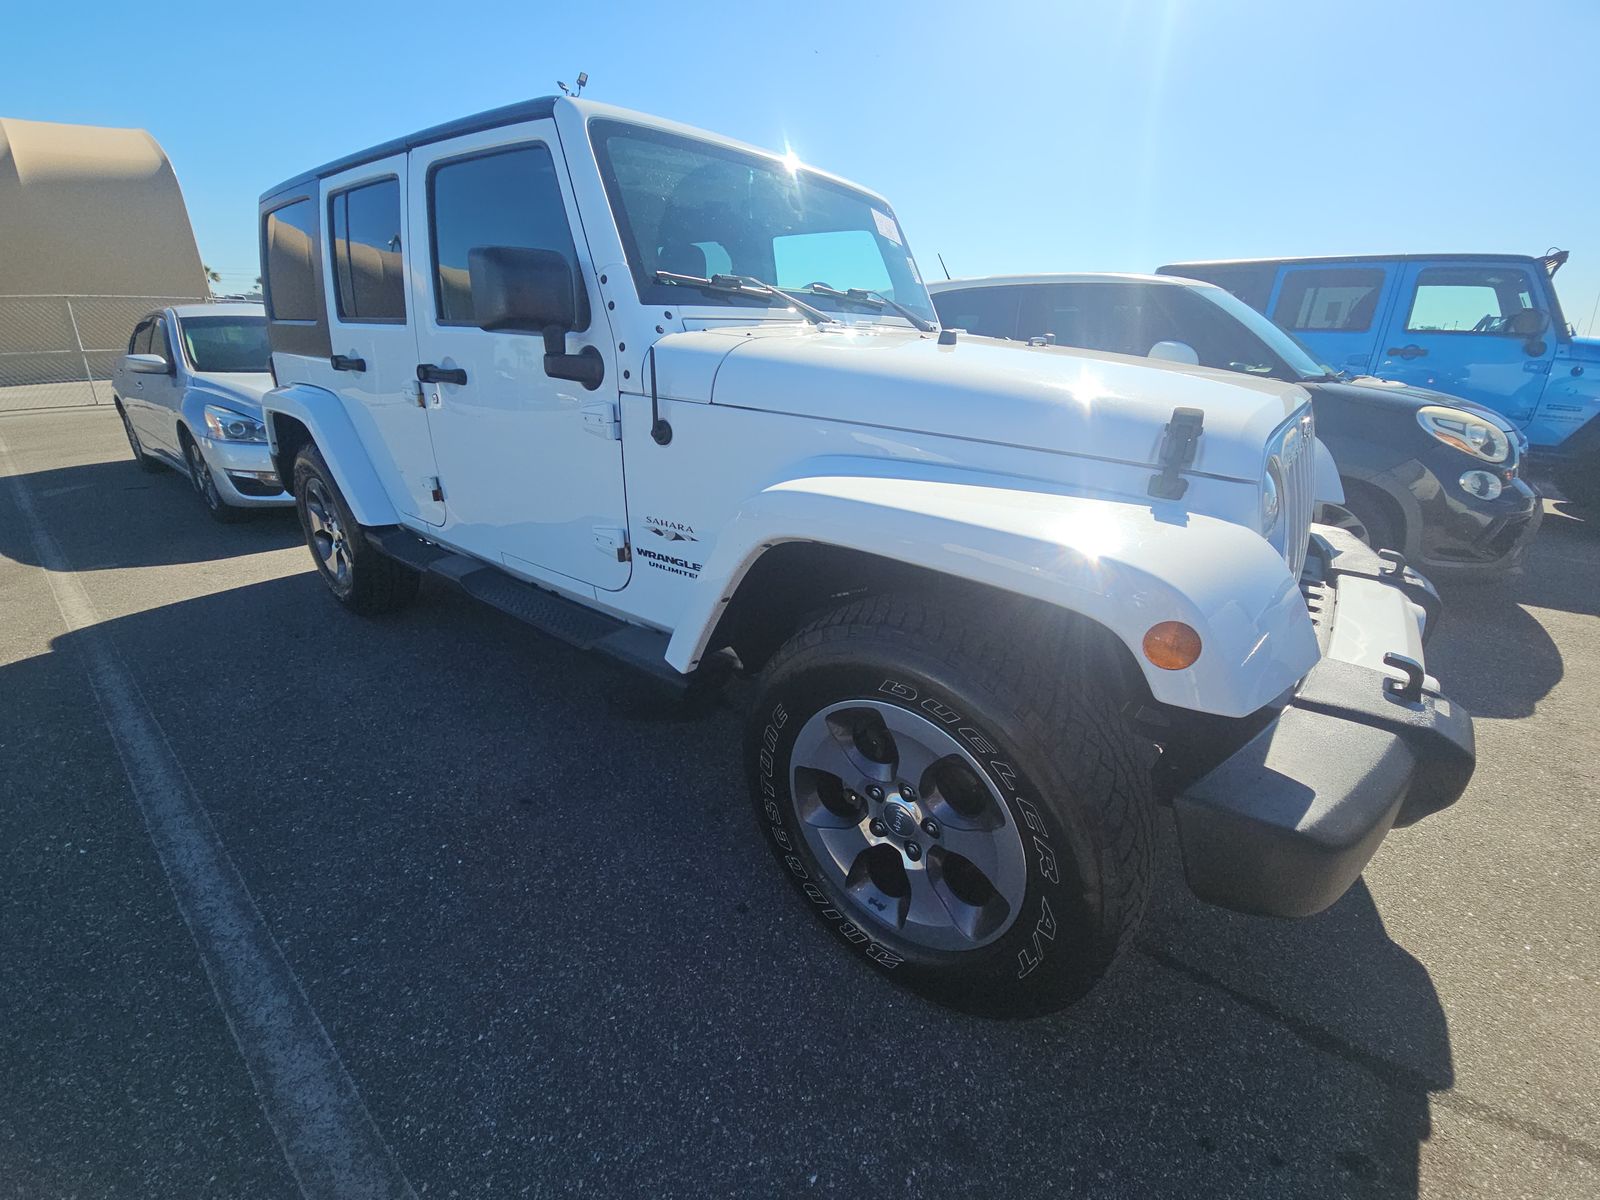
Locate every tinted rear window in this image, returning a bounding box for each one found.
[329,178,406,322]
[1272,267,1386,332]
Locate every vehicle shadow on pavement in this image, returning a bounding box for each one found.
[5,566,1455,1200]
[1427,510,1591,719]
[0,457,301,571]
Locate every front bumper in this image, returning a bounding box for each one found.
[1172,526,1474,917]
[199,437,292,508]
[1416,473,1543,578]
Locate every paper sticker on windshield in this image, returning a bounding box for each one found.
[872,208,902,245]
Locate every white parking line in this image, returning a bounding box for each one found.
[0,431,416,1200]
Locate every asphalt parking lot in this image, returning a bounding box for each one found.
[1,406,1596,1200]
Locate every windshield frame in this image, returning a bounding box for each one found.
[177,313,271,374]
[587,118,935,326]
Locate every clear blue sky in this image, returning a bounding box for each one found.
[7,0,1599,334]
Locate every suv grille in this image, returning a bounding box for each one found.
[1270,408,1316,579]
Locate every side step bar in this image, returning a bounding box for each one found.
[366,526,695,697]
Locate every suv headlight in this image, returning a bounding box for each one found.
[1261,456,1285,539]
[1416,405,1510,464]
[203,404,266,443]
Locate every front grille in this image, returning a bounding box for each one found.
[1268,408,1317,578]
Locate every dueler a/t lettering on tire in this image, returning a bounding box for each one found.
[748,595,1154,1017]
[292,443,421,616]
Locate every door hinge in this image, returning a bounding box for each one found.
[582,402,621,441]
[593,526,630,561]
[427,476,444,503]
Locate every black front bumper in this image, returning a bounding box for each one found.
[1172,530,1475,918]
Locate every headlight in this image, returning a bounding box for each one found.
[1416,405,1510,464]
[203,404,266,443]
[1261,456,1285,537]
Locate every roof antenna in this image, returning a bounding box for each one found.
[936,253,952,281]
[557,72,589,97]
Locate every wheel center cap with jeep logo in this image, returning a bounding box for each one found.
[881,801,919,840]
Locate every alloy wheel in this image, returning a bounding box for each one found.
[186,441,222,511]
[788,700,1028,952]
[302,476,353,591]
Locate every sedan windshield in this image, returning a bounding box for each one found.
[590,119,935,325]
[179,315,270,373]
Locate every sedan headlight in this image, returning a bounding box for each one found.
[1416,405,1510,464]
[203,404,266,443]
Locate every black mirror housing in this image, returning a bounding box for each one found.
[468,246,581,335]
[468,245,604,391]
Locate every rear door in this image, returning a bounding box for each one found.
[320,156,445,525]
[407,122,629,590]
[1266,263,1398,375]
[1374,260,1557,425]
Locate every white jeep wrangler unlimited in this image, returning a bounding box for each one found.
[257,96,1473,1016]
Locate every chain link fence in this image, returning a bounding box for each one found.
[0,295,207,413]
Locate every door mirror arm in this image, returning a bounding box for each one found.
[542,329,605,391]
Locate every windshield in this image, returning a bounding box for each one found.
[590,119,935,325]
[179,315,270,373]
[1191,286,1335,380]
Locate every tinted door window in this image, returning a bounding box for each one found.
[428,145,583,327]
[1273,267,1386,332]
[1405,265,1537,334]
[147,317,171,366]
[329,178,406,322]
[129,319,153,355]
[930,286,1023,339]
[263,199,320,321]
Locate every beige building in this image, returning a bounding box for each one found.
[1,116,208,398]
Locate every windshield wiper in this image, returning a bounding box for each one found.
[799,284,937,332]
[653,271,834,326]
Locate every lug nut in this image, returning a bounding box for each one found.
[901,784,918,802]
[866,785,884,802]
[904,842,923,862]
[921,818,940,838]
[868,819,888,838]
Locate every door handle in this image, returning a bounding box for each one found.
[417,363,467,385]
[330,354,367,372]
[1385,345,1428,360]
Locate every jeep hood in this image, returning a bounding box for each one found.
[650,325,1306,481]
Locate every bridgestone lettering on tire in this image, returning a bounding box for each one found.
[292,443,419,616]
[747,594,1154,1017]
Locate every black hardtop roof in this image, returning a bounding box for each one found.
[1159,252,1545,271]
[260,96,559,206]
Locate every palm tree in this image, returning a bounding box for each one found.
[203,264,222,288]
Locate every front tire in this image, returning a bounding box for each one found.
[292,443,419,615]
[183,434,249,524]
[747,595,1154,1017]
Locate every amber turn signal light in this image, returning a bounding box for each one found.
[1143,621,1202,670]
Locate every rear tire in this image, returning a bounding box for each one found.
[117,401,162,473]
[292,443,419,615]
[747,595,1154,1017]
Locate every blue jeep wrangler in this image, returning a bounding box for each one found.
[1157,252,1598,499]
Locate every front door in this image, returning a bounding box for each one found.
[320,155,444,525]
[139,314,184,453]
[407,123,629,591]
[1374,260,1557,426]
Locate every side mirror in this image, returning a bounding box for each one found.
[1147,340,1200,366]
[469,245,578,335]
[123,353,170,375]
[468,246,603,390]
